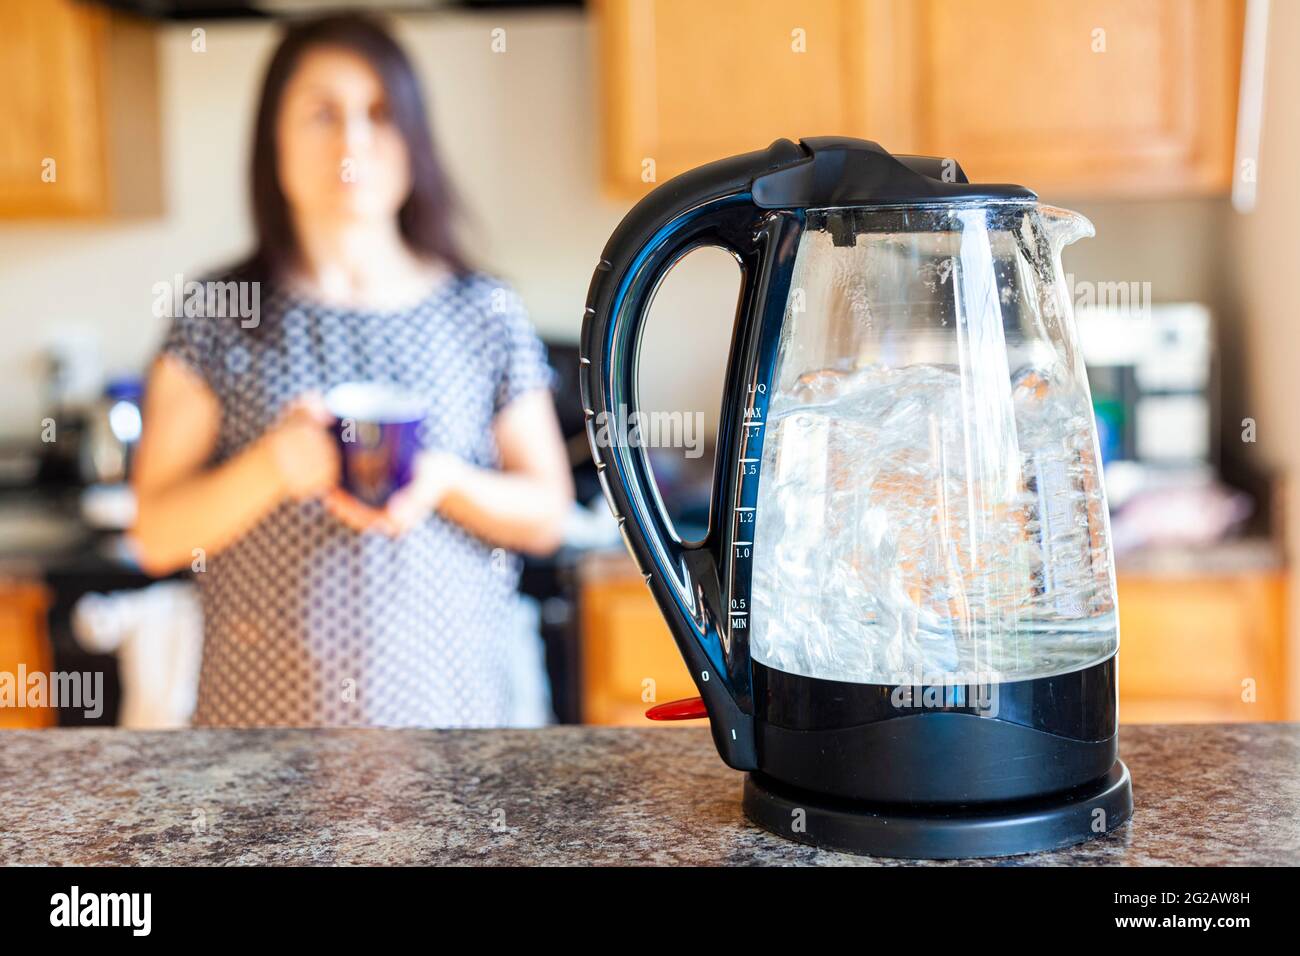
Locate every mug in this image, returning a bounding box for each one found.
[324,382,427,508]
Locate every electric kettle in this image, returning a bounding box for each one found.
[580,137,1132,858]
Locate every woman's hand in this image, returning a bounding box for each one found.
[263,394,340,501]
[324,490,392,534]
[384,451,465,534]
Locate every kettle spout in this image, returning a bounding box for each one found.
[1039,205,1095,252]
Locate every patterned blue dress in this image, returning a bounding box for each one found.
[159,272,554,727]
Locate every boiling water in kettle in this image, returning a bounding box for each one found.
[750,362,1118,686]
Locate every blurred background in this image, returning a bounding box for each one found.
[0,0,1296,727]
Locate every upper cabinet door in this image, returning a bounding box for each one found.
[596,0,1245,199]
[0,0,162,219]
[597,0,869,197]
[0,0,110,216]
[896,0,1244,196]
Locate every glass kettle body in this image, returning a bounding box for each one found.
[753,202,1116,688]
[581,139,1127,824]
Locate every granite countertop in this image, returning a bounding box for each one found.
[0,723,1295,865]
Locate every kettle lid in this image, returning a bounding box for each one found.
[752,137,1037,208]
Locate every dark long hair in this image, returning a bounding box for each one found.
[241,13,471,284]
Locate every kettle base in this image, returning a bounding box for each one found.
[742,760,1132,860]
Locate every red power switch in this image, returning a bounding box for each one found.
[645,696,709,721]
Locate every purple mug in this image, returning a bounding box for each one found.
[325,382,427,508]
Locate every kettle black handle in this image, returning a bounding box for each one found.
[579,139,808,770]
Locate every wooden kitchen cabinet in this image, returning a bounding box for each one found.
[596,0,870,197]
[901,0,1243,196]
[596,0,1243,198]
[0,0,162,219]
[578,551,1289,726]
[0,579,56,729]
[1117,571,1287,723]
[578,552,697,725]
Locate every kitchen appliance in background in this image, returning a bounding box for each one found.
[35,331,106,488]
[1077,303,1217,508]
[79,376,144,532]
[81,376,144,487]
[582,137,1132,858]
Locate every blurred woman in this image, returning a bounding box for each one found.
[131,15,572,727]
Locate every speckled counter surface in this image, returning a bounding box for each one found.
[0,724,1295,865]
